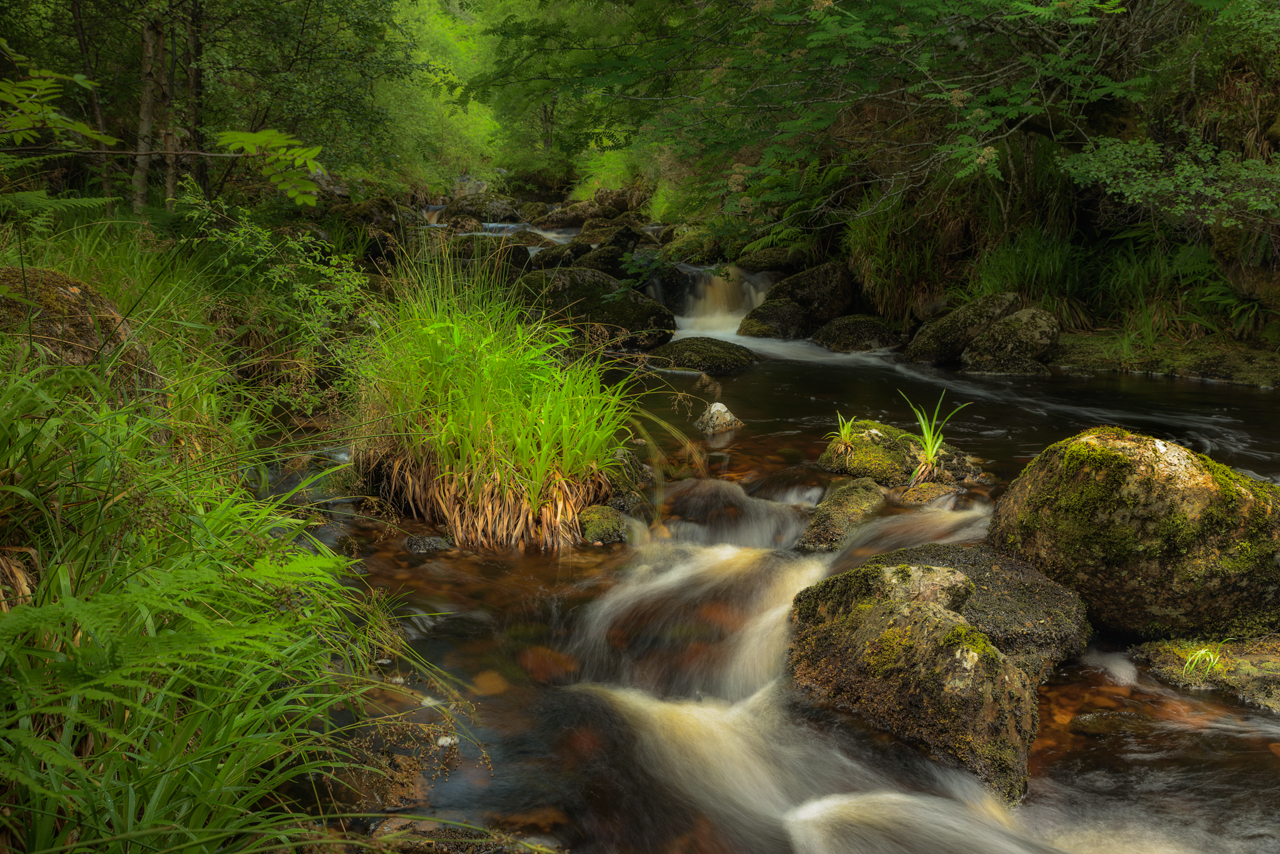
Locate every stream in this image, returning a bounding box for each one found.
[341,239,1280,852]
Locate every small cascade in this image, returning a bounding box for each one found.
[671,264,774,334]
[658,478,811,549]
[423,204,445,224]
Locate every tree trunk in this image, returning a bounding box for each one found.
[186,0,206,196]
[164,130,178,211]
[132,16,162,214]
[71,0,112,200]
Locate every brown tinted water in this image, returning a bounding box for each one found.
[342,285,1280,852]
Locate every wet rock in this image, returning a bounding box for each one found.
[694,402,745,435]
[528,242,592,270]
[661,230,726,266]
[532,201,620,229]
[593,187,632,212]
[573,245,630,280]
[765,262,863,326]
[0,267,165,408]
[406,535,453,554]
[843,543,1091,685]
[519,201,550,223]
[732,247,807,275]
[441,214,483,234]
[789,563,1037,803]
[817,419,981,487]
[812,315,902,353]
[736,298,808,339]
[898,482,963,506]
[1134,636,1280,712]
[990,426,1280,639]
[904,293,1020,365]
[960,308,1060,376]
[441,191,523,223]
[445,234,531,277]
[607,447,654,518]
[1046,331,1280,388]
[517,268,675,350]
[795,478,883,553]
[508,229,555,248]
[647,337,758,375]
[579,505,626,544]
[1067,710,1153,737]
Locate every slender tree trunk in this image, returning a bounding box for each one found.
[132,16,162,214]
[71,0,112,200]
[164,131,178,210]
[186,0,207,196]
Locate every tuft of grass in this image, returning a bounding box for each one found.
[899,390,970,487]
[826,411,859,451]
[352,260,633,551]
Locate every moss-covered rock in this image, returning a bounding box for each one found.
[445,234,531,276]
[532,201,620,229]
[736,298,808,338]
[788,563,1037,803]
[661,230,726,266]
[960,308,1059,375]
[507,229,555,248]
[528,241,592,271]
[837,543,1091,685]
[732,247,807,274]
[517,268,675,351]
[441,192,522,223]
[898,482,962,506]
[518,201,549,223]
[607,447,653,518]
[904,293,1020,365]
[1046,331,1280,388]
[573,245,630,280]
[763,262,863,328]
[593,187,632,212]
[646,337,758,375]
[0,267,164,407]
[817,419,981,487]
[795,477,883,552]
[1133,636,1280,713]
[812,315,902,353]
[579,504,626,544]
[989,426,1280,638]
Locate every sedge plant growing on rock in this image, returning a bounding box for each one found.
[899,390,970,487]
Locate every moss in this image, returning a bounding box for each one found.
[732,247,806,274]
[812,314,901,353]
[1046,331,1280,389]
[579,505,626,544]
[904,292,1019,365]
[735,299,808,339]
[796,477,883,552]
[647,337,758,376]
[942,625,1001,666]
[761,262,862,326]
[517,268,675,351]
[865,626,911,676]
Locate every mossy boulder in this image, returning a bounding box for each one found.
[445,234,531,276]
[898,482,962,506]
[519,201,549,223]
[795,477,883,552]
[646,337,757,375]
[1133,636,1280,713]
[838,543,1091,685]
[573,245,630,280]
[661,230,725,266]
[0,267,164,406]
[812,315,901,353]
[531,201,620,229]
[817,419,981,487]
[593,187,632,212]
[762,262,863,330]
[528,242,592,271]
[788,563,1037,803]
[904,293,1020,365]
[989,426,1280,638]
[960,308,1060,375]
[507,229,555,248]
[579,505,626,544]
[441,192,522,223]
[517,268,675,351]
[736,299,808,338]
[732,247,807,275]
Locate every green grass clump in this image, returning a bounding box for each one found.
[353,263,633,551]
[0,365,457,852]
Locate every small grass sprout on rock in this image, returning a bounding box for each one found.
[899,390,971,487]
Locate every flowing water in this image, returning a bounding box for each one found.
[344,250,1280,852]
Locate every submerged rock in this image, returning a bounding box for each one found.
[579,505,626,544]
[406,535,453,554]
[0,266,165,407]
[795,478,883,552]
[647,337,757,375]
[904,293,1019,365]
[841,542,1090,685]
[517,268,675,351]
[811,315,901,353]
[817,419,981,487]
[694,402,745,435]
[960,308,1059,376]
[788,563,1037,803]
[1133,636,1280,713]
[989,426,1280,638]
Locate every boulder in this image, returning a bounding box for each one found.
[579,505,626,544]
[441,192,522,223]
[574,245,630,280]
[445,234,530,277]
[1134,636,1280,713]
[532,201,620,229]
[989,426,1280,638]
[736,299,808,339]
[507,229,555,248]
[0,266,164,407]
[812,315,901,353]
[646,337,757,375]
[593,187,631,212]
[732,247,807,275]
[661,230,725,266]
[406,535,452,554]
[817,419,982,487]
[904,293,1020,365]
[517,268,675,351]
[575,221,659,249]
[518,201,549,223]
[838,542,1090,685]
[528,241,592,270]
[763,263,863,329]
[795,478,883,552]
[788,563,1038,803]
[960,308,1060,375]
[694,402,744,435]
[608,447,654,518]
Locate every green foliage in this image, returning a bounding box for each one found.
[899,390,970,486]
[826,411,859,449]
[217,130,325,206]
[354,260,632,551]
[0,38,119,148]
